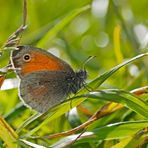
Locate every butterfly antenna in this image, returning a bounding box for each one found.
[82,56,96,70]
[81,56,95,92]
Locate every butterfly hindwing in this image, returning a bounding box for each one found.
[19,70,72,112]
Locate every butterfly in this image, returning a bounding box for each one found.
[10,45,87,113]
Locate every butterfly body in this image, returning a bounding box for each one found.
[11,46,87,113]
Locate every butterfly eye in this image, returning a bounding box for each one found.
[23,54,31,62]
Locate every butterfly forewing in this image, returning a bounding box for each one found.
[11,46,73,78]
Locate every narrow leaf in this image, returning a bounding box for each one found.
[82,89,148,118]
[51,121,147,147]
[93,120,148,140]
[86,52,148,90]
[37,5,90,47]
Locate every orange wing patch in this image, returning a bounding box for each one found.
[21,51,65,76]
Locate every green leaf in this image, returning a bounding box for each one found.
[93,120,148,140]
[82,89,148,118]
[51,121,148,147]
[37,5,90,47]
[86,52,148,90]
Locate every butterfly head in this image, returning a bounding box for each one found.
[68,69,87,94]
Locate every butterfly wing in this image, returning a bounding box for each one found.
[19,70,72,113]
[11,45,73,78]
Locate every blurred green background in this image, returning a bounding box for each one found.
[0,0,147,147]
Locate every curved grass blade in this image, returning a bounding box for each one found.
[37,5,90,47]
[84,52,148,91]
[93,120,148,140]
[51,121,148,147]
[82,89,148,118]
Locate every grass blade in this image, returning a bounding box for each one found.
[93,120,148,140]
[37,5,90,47]
[51,121,148,147]
[82,89,148,118]
[86,52,148,90]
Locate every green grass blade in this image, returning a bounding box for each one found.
[82,89,148,118]
[85,52,148,90]
[51,121,148,147]
[93,120,148,140]
[37,5,90,47]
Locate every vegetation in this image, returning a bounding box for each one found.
[0,0,147,147]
